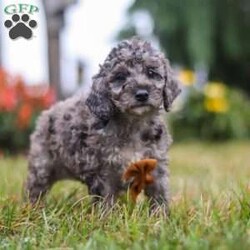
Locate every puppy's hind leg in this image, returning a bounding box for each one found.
[25,156,55,204]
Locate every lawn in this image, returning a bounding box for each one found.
[0,141,250,249]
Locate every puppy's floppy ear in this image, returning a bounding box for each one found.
[163,59,181,111]
[86,76,115,121]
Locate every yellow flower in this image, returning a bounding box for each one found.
[204,82,229,113]
[204,82,226,98]
[178,70,196,86]
[204,97,229,113]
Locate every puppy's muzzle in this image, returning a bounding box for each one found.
[135,89,149,102]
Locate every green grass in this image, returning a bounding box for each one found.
[0,142,250,249]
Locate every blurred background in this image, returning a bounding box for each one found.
[0,0,249,153]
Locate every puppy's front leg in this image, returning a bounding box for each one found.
[85,174,116,208]
[144,163,170,217]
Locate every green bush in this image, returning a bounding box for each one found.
[171,82,250,141]
[0,112,37,153]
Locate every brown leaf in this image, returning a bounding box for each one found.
[122,158,157,202]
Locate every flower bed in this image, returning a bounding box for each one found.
[171,70,250,141]
[0,69,55,153]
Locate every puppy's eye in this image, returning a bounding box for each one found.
[113,72,127,83]
[147,68,162,81]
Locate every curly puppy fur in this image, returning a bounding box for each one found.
[26,38,181,213]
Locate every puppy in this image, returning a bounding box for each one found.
[26,38,181,213]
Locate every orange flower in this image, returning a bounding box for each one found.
[14,77,27,98]
[122,159,157,202]
[25,85,56,109]
[17,103,33,129]
[0,86,17,111]
[42,88,56,108]
[0,69,8,90]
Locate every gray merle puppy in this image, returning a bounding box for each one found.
[26,38,181,214]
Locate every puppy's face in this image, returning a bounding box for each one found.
[108,55,165,116]
[86,38,181,121]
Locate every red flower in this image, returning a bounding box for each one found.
[42,88,56,108]
[0,86,17,111]
[17,103,33,129]
[14,77,27,98]
[0,69,8,90]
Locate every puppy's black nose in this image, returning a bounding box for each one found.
[135,89,149,102]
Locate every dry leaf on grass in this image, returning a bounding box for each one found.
[122,159,157,202]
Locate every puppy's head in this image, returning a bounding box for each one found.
[86,38,181,120]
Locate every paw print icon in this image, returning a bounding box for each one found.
[4,14,37,40]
